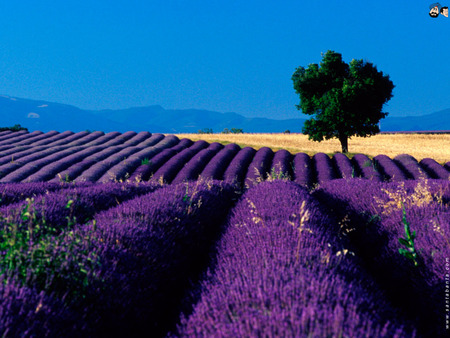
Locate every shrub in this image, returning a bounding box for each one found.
[0,124,28,132]
[197,128,213,134]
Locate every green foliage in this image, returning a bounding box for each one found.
[291,50,394,153]
[58,172,72,183]
[0,124,28,132]
[0,198,102,302]
[141,157,151,165]
[266,167,291,181]
[198,128,214,134]
[398,204,419,266]
[222,128,244,134]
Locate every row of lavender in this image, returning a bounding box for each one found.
[311,179,450,337]
[1,130,449,186]
[173,180,418,337]
[1,178,449,336]
[0,180,237,336]
[174,179,450,337]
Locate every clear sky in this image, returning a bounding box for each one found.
[0,1,448,119]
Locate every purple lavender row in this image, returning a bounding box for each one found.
[24,146,104,182]
[94,131,137,147]
[121,131,152,146]
[293,152,314,187]
[98,135,179,182]
[12,131,60,147]
[351,154,382,181]
[48,146,124,182]
[313,178,450,337]
[62,130,105,147]
[0,146,74,180]
[0,277,81,336]
[373,154,408,181]
[394,154,431,180]
[313,152,337,184]
[81,131,122,147]
[176,180,415,337]
[1,181,160,230]
[40,130,90,147]
[332,153,354,179]
[0,131,43,148]
[0,130,27,142]
[0,182,79,206]
[24,131,74,147]
[419,158,450,179]
[223,147,256,187]
[131,132,165,147]
[172,142,224,184]
[200,143,241,180]
[270,149,293,179]
[151,140,209,184]
[74,147,143,182]
[129,148,177,181]
[82,181,237,336]
[445,161,450,171]
[0,147,87,183]
[244,147,274,188]
[0,146,36,165]
[128,139,194,182]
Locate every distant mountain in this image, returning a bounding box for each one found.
[380,108,450,131]
[93,106,305,133]
[1,95,449,133]
[0,96,305,133]
[0,95,128,132]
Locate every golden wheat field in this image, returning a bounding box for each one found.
[174,133,450,164]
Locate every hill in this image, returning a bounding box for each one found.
[1,95,449,133]
[0,96,305,133]
[380,108,450,131]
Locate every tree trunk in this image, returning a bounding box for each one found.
[339,134,348,153]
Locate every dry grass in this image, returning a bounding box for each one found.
[173,133,450,164]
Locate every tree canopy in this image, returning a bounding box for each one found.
[292,50,394,153]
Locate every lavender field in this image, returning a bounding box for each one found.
[0,130,450,337]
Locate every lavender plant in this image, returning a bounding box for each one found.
[152,140,209,183]
[293,152,313,187]
[172,142,224,184]
[332,152,353,179]
[419,157,450,180]
[223,147,256,187]
[90,180,237,336]
[373,154,408,181]
[244,147,274,188]
[313,178,450,336]
[200,143,241,180]
[175,180,415,337]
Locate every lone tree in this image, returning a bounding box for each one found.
[292,50,394,153]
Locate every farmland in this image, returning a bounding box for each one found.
[0,129,449,336]
[175,132,450,164]
[0,130,449,184]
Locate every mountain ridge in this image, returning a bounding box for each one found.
[1,95,449,133]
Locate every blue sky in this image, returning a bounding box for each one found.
[0,1,448,119]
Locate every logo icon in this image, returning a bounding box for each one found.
[429,3,449,17]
